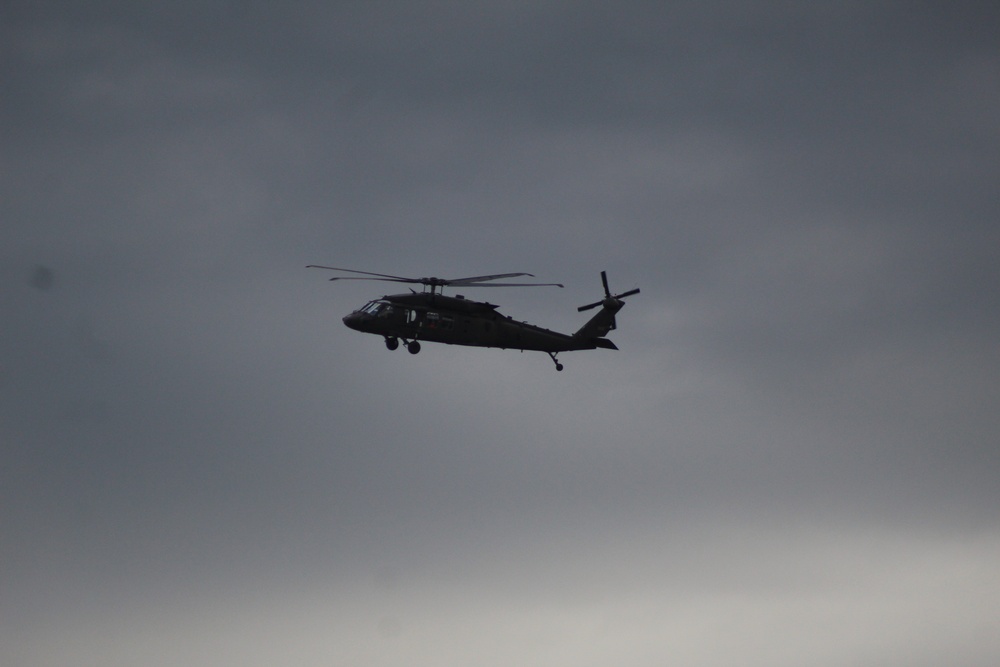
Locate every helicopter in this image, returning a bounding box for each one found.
[306,265,640,371]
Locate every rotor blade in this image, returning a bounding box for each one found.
[457,281,564,288]
[325,276,418,284]
[447,272,535,284]
[306,265,417,281]
[578,290,639,312]
[601,271,611,298]
[307,265,564,289]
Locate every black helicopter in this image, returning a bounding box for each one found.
[307,266,639,370]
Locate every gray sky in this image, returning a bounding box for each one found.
[3,2,999,665]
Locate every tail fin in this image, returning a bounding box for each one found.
[573,271,639,344]
[574,301,622,340]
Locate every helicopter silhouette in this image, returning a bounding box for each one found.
[307,266,639,370]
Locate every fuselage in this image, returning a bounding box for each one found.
[342,292,601,352]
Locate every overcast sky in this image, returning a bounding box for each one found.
[3,2,999,666]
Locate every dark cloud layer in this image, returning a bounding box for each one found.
[3,3,999,665]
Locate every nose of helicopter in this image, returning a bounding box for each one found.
[342,311,363,330]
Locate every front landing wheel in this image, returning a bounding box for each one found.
[407,340,421,354]
[385,337,399,351]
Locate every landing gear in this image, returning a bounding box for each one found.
[385,336,420,354]
[547,352,564,371]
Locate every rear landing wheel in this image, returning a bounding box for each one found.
[407,340,421,354]
[547,352,564,371]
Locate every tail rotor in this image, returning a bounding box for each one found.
[577,271,640,329]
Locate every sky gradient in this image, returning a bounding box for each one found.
[3,3,999,666]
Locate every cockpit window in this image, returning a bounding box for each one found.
[359,300,392,316]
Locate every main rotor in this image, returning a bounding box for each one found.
[307,265,564,295]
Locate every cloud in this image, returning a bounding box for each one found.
[2,2,999,665]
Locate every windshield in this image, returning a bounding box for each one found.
[359,300,390,315]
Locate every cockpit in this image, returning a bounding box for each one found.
[344,300,392,331]
[354,300,398,320]
[358,300,388,315]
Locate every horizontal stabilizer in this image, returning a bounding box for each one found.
[593,338,618,350]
